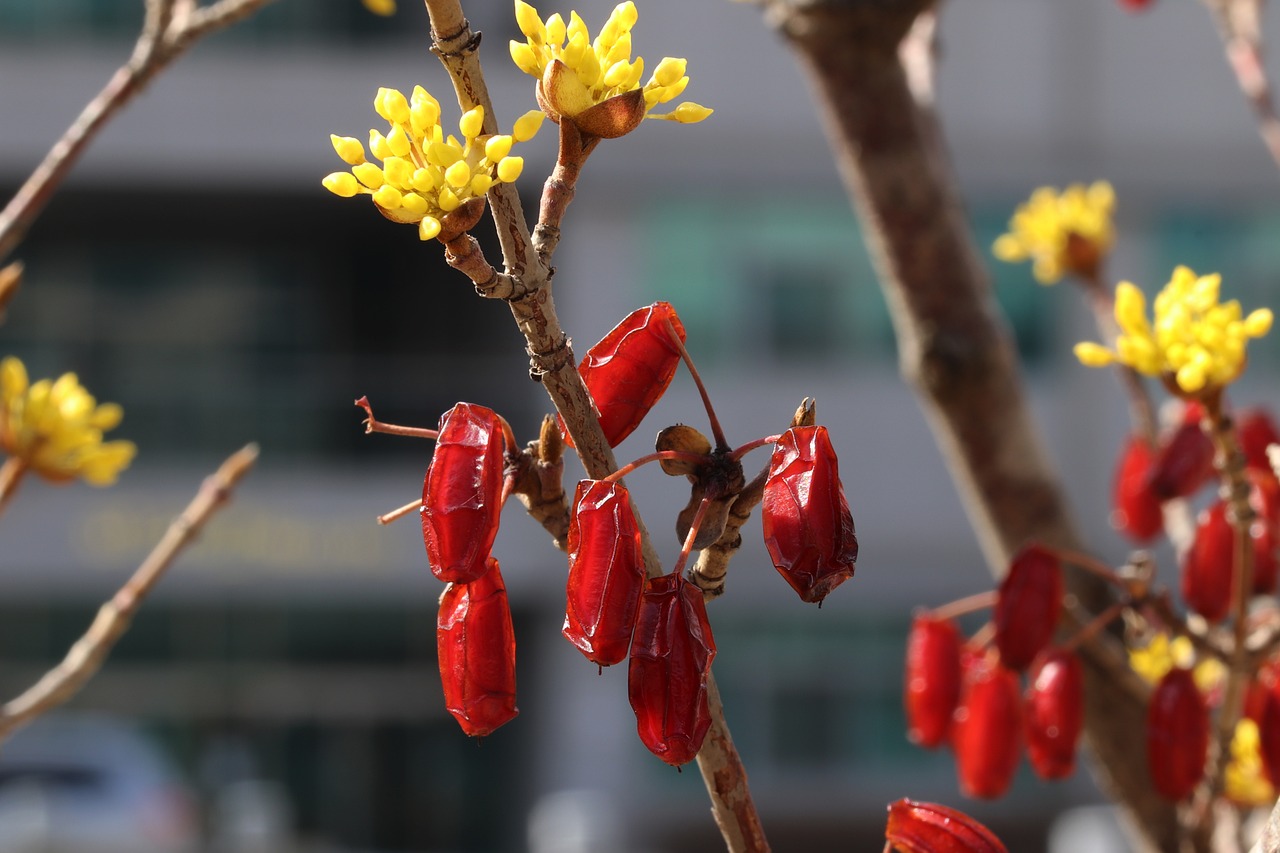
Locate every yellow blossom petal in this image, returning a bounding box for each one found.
[330,135,366,166]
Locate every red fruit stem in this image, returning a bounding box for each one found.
[729,434,785,462]
[928,590,997,622]
[376,497,423,526]
[968,621,996,652]
[1197,393,1258,806]
[673,495,714,578]
[604,450,714,483]
[663,317,729,451]
[355,396,440,440]
[1062,600,1128,654]
[496,413,519,455]
[881,843,893,853]
[1039,544,1127,590]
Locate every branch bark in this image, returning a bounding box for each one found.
[761,1,1182,849]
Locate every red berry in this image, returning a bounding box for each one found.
[422,402,507,583]
[1238,407,1280,473]
[559,302,686,449]
[1146,420,1215,500]
[1024,648,1084,780]
[437,558,518,737]
[953,656,1022,799]
[885,799,1009,853]
[761,425,858,604]
[1118,0,1155,11]
[904,613,963,748]
[628,572,716,766]
[1146,668,1208,801]
[562,479,646,667]
[1182,502,1235,622]
[993,544,1062,671]
[1112,437,1164,542]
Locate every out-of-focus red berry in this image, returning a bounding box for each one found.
[953,655,1022,799]
[1112,437,1164,542]
[1146,667,1208,801]
[1239,407,1280,473]
[1024,648,1084,780]
[1146,420,1215,501]
[993,543,1062,671]
[1118,0,1155,11]
[904,613,963,749]
[1182,498,1276,619]
[885,799,1009,853]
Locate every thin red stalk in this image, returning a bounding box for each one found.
[928,590,996,622]
[673,495,714,577]
[355,397,439,440]
[1063,601,1128,655]
[1040,544,1126,590]
[730,435,784,461]
[663,318,728,450]
[377,498,423,526]
[0,457,27,519]
[605,450,711,483]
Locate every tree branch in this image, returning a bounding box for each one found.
[0,443,259,744]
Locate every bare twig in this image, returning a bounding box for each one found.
[421,3,769,848]
[1199,0,1280,174]
[0,443,258,744]
[761,0,1180,848]
[0,262,23,321]
[0,0,280,263]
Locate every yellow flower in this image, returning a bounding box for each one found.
[993,181,1115,284]
[1127,633,1224,693]
[510,1,711,137]
[0,356,136,485]
[1074,266,1273,395]
[323,87,544,241]
[1225,718,1276,806]
[362,0,395,14]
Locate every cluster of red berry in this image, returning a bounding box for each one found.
[411,302,859,766]
[906,545,1082,797]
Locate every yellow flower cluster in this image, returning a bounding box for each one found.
[1128,633,1224,692]
[362,0,395,15]
[510,1,712,133]
[0,357,136,485]
[1225,718,1276,806]
[993,181,1115,284]
[323,87,544,241]
[1075,266,1273,395]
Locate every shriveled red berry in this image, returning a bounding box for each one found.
[904,613,963,748]
[562,479,646,667]
[953,655,1022,799]
[559,302,686,449]
[1239,407,1280,472]
[628,572,716,766]
[993,543,1062,671]
[1146,667,1208,801]
[1146,419,1215,500]
[885,799,1009,853]
[437,558,518,737]
[761,425,858,604]
[1024,648,1084,780]
[422,402,507,583]
[1112,437,1164,542]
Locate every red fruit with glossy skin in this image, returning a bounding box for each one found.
[1249,470,1280,594]
[1181,498,1277,620]
[761,425,858,604]
[1112,437,1164,542]
[1024,648,1084,780]
[628,572,716,766]
[993,544,1062,671]
[421,402,506,583]
[563,479,646,667]
[559,302,686,449]
[1239,407,1280,472]
[904,613,963,748]
[953,655,1022,799]
[1146,668,1208,801]
[437,558,518,737]
[1147,420,1215,500]
[885,799,1009,853]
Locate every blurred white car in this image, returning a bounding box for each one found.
[0,714,198,853]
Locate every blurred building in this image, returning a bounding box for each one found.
[0,1,1279,851]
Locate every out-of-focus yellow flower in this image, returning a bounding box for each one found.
[510,1,711,138]
[993,181,1115,284]
[1225,718,1276,806]
[1128,633,1224,694]
[323,87,544,241]
[0,356,136,485]
[1074,267,1273,395]
[362,0,395,15]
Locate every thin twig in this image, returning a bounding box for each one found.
[0,0,280,263]
[0,457,27,519]
[0,443,258,744]
[1200,0,1280,174]
[0,261,23,321]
